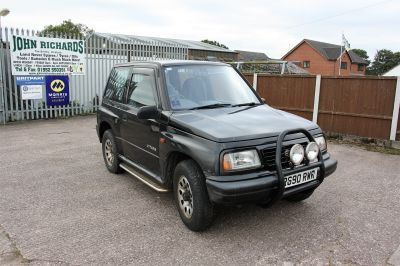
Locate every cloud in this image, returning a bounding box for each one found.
[3,0,399,59]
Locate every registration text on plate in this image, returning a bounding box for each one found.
[284,167,318,188]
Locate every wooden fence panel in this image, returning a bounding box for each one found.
[243,73,253,84]
[256,75,316,121]
[318,77,397,139]
[244,72,399,140]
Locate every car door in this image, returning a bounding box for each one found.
[119,67,161,176]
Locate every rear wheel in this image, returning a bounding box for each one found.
[102,129,122,174]
[173,160,214,231]
[285,189,314,202]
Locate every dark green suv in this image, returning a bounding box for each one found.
[96,60,337,231]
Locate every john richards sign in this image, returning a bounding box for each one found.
[10,35,86,76]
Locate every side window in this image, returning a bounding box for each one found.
[104,67,131,102]
[126,69,157,108]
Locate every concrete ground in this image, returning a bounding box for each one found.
[0,116,399,266]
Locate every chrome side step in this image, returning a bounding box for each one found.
[120,163,169,193]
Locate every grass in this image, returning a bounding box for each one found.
[327,136,400,156]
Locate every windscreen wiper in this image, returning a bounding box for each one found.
[189,103,232,110]
[231,102,261,107]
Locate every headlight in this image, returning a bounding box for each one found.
[314,136,327,151]
[306,142,319,161]
[223,150,261,171]
[290,144,304,165]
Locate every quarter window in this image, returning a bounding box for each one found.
[104,67,131,102]
[127,70,157,108]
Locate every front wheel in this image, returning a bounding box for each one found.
[173,160,214,231]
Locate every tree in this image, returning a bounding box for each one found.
[201,39,229,49]
[41,20,93,37]
[351,48,370,65]
[367,49,400,75]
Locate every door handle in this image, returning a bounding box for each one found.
[122,114,128,122]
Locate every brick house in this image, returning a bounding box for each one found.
[281,39,369,76]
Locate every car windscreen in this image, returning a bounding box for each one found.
[164,65,261,110]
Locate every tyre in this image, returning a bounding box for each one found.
[102,129,122,174]
[173,160,214,231]
[285,189,314,202]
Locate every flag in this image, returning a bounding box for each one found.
[342,34,351,51]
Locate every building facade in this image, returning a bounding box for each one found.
[282,39,369,76]
[91,33,238,62]
[235,50,270,61]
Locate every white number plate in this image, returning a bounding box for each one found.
[284,168,318,188]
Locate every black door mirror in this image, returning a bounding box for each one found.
[137,106,159,120]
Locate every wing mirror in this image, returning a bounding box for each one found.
[137,106,160,120]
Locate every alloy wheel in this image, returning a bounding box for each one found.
[104,139,114,166]
[177,175,193,219]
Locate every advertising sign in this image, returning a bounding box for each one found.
[45,76,70,106]
[10,34,85,76]
[21,85,43,100]
[15,76,45,100]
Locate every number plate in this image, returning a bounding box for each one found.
[284,168,318,188]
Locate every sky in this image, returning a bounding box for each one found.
[2,0,399,60]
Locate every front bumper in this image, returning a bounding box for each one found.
[206,153,337,205]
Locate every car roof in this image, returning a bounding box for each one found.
[114,60,229,68]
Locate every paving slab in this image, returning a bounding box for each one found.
[389,244,400,266]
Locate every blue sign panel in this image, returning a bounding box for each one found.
[16,76,45,86]
[45,75,70,106]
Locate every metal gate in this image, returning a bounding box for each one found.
[0,28,188,123]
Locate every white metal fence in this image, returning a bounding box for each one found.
[0,28,188,123]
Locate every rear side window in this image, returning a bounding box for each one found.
[126,69,157,108]
[104,67,131,102]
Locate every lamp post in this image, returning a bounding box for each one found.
[0,8,10,35]
[0,8,9,125]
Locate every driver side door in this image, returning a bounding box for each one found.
[119,67,161,176]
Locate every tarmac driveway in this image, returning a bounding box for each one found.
[0,116,399,265]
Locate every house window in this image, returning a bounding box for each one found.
[341,62,347,70]
[358,64,364,71]
[303,61,310,68]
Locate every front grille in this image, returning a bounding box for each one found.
[261,142,308,172]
